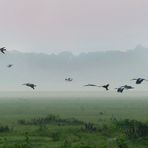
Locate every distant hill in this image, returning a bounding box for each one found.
[0,45,148,91]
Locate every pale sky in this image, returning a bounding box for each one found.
[0,0,148,53]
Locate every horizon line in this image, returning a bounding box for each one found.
[5,44,147,55]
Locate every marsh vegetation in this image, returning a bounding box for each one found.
[0,93,147,148]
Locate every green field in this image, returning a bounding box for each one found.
[0,92,147,148]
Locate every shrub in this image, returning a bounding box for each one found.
[114,119,148,139]
[18,114,85,126]
[116,138,128,148]
[0,125,10,133]
[82,123,97,132]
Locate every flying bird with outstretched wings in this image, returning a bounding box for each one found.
[23,83,37,90]
[0,47,6,54]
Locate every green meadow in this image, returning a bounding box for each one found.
[0,92,147,148]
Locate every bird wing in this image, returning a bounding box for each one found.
[131,79,137,81]
[1,50,5,54]
[31,86,35,89]
[84,84,98,87]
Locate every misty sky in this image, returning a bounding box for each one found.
[0,0,148,53]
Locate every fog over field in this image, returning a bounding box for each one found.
[0,45,148,91]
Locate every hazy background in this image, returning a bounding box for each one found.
[0,0,148,53]
[0,45,147,91]
[0,0,148,91]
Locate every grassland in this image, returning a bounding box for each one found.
[0,91,147,148]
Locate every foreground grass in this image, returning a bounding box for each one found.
[0,94,147,147]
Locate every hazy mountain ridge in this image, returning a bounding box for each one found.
[0,46,148,91]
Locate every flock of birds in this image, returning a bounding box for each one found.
[64,73,148,93]
[0,47,148,92]
[66,77,148,93]
[0,47,37,90]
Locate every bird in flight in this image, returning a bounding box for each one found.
[121,85,134,90]
[84,84,109,90]
[0,47,6,54]
[65,78,73,82]
[115,87,125,93]
[23,83,37,90]
[7,64,13,68]
[98,84,110,91]
[131,78,148,84]
[84,84,99,87]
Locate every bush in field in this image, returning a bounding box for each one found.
[18,114,84,126]
[17,120,26,125]
[116,138,128,148]
[99,112,104,115]
[0,125,10,133]
[82,123,97,132]
[114,119,148,139]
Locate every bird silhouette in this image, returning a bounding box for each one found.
[7,64,13,68]
[131,78,148,84]
[65,78,73,82]
[115,87,125,93]
[98,84,110,91]
[0,47,6,54]
[23,83,37,90]
[84,84,99,87]
[121,85,134,90]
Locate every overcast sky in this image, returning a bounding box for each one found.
[0,0,148,53]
